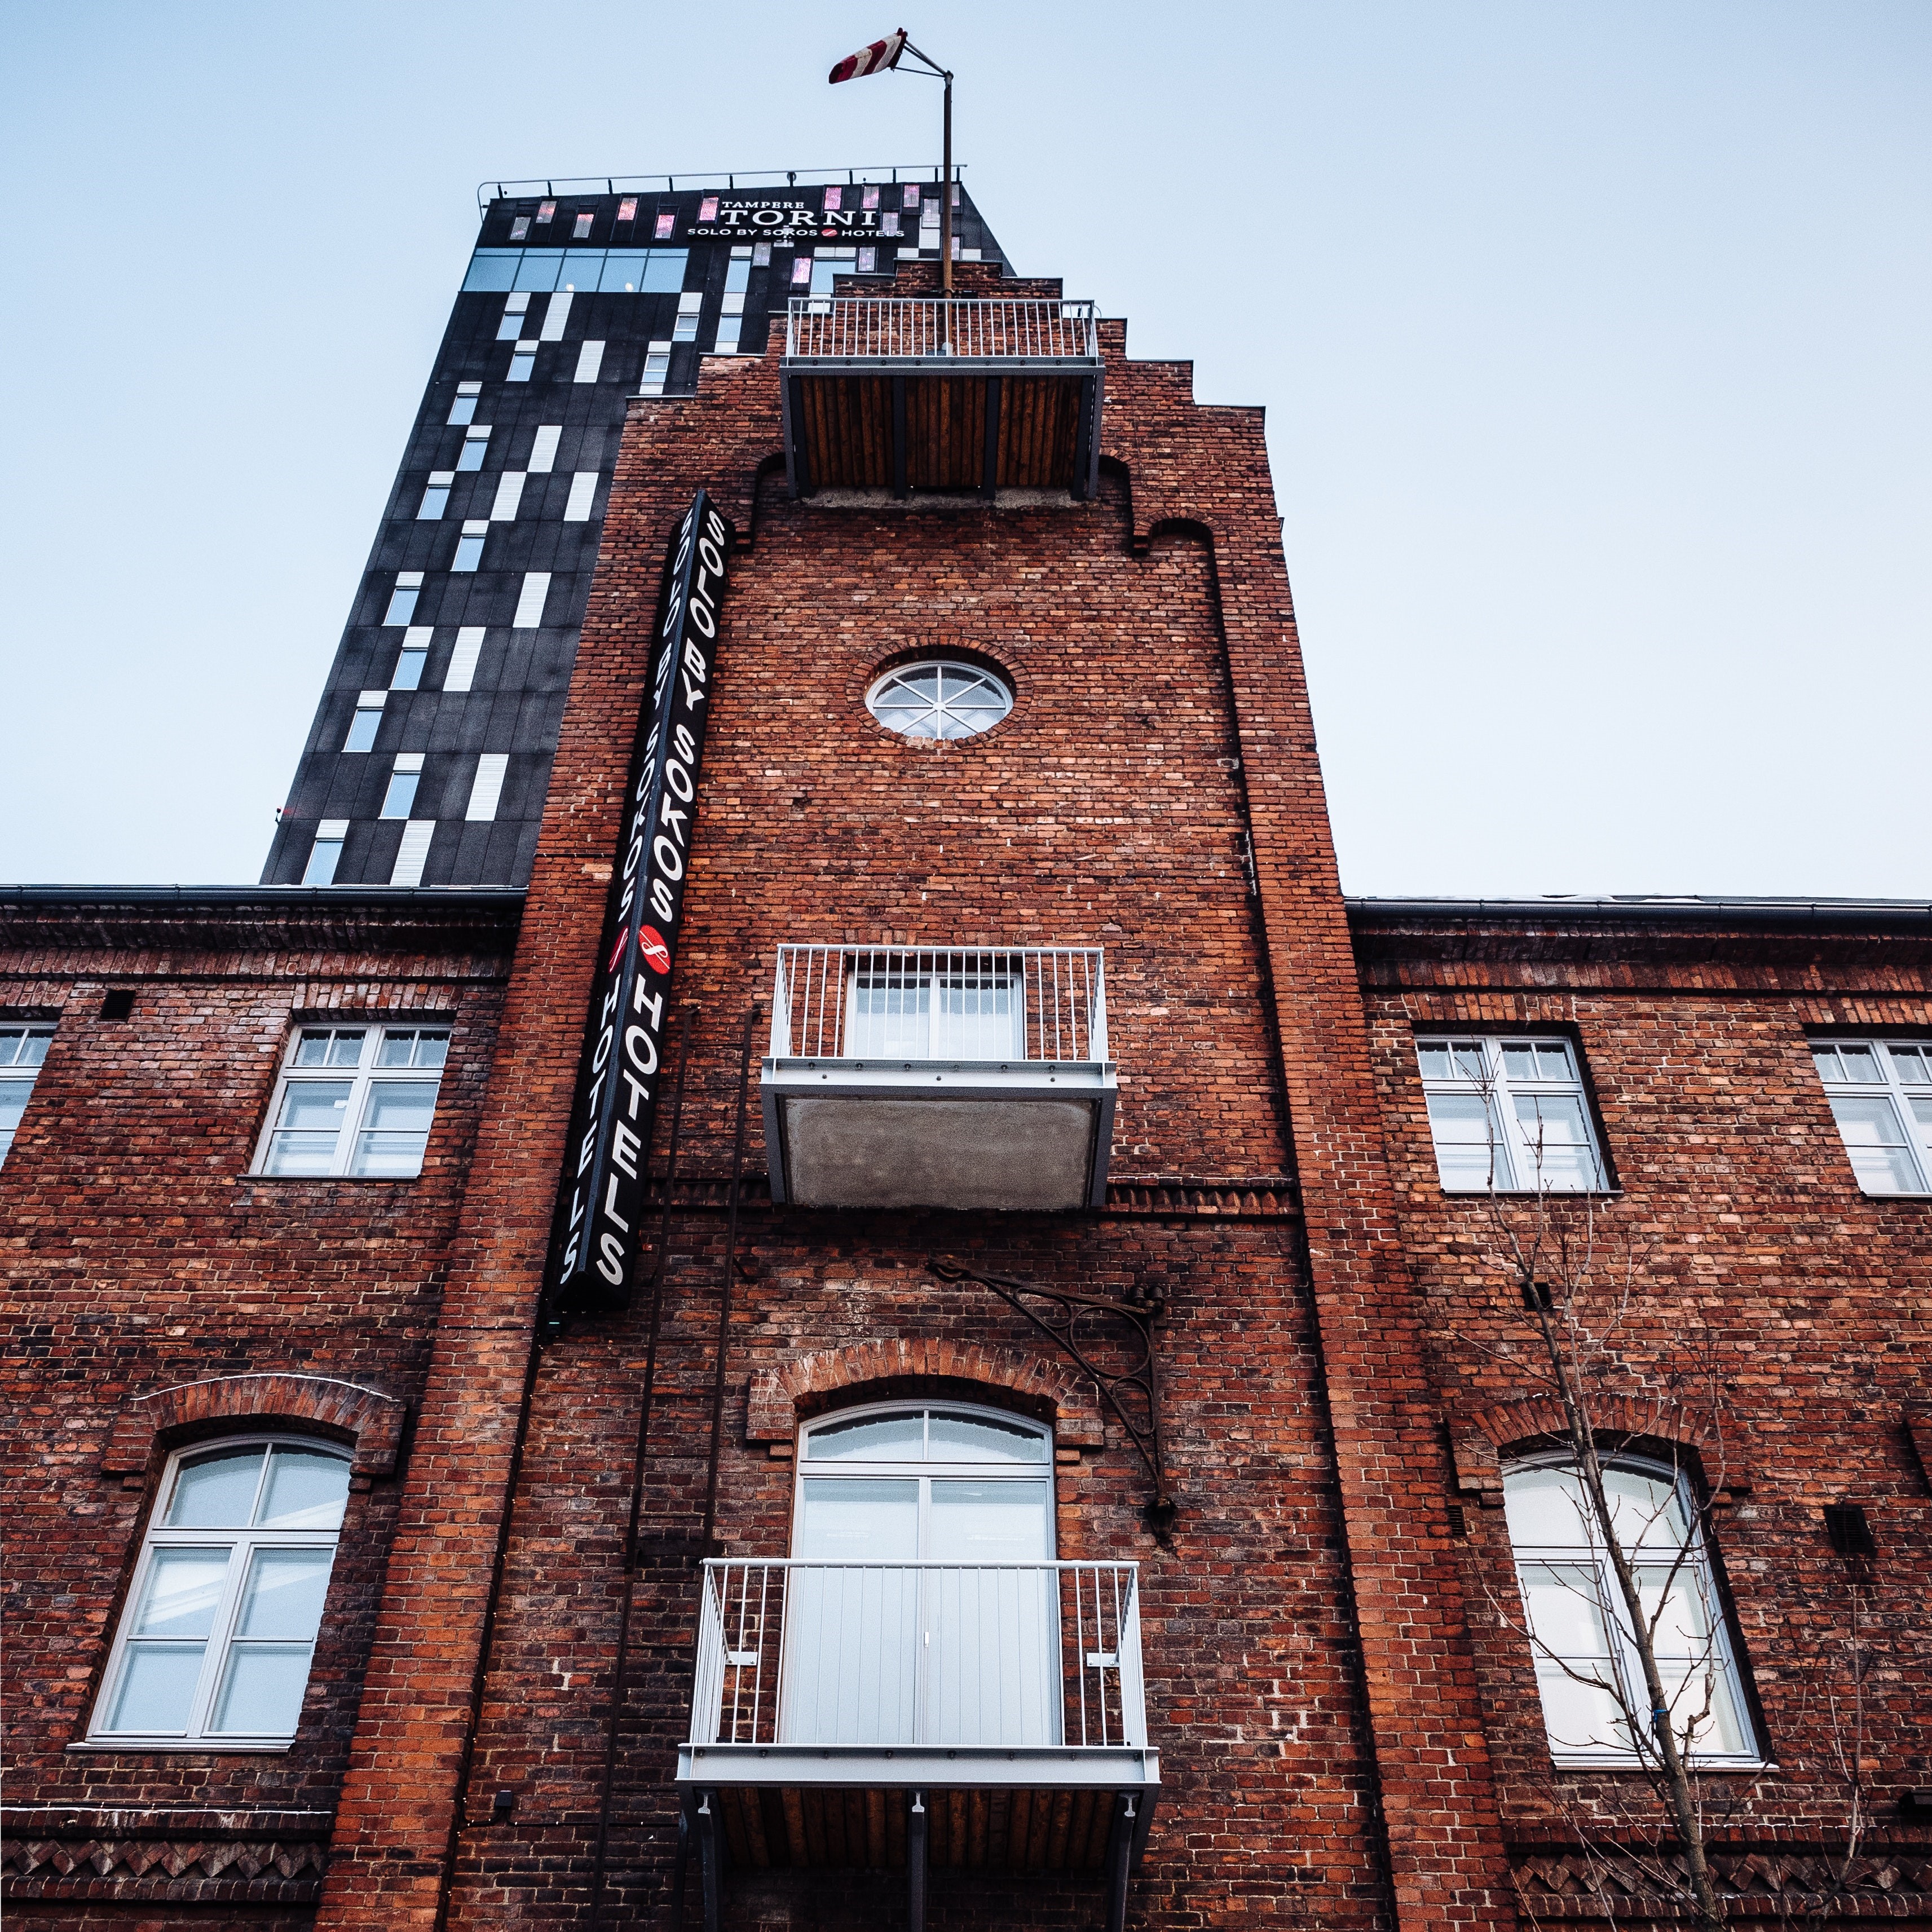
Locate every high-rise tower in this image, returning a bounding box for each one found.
[262,174,1008,890]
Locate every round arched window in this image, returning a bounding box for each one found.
[865,660,1012,740]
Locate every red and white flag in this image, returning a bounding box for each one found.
[828,29,906,82]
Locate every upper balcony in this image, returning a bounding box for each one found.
[761,945,1116,1212]
[779,296,1104,501]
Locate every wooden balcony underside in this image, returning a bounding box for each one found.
[715,1783,1124,1873]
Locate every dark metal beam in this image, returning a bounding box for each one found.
[907,1790,929,1932]
[786,376,810,497]
[981,376,1002,499]
[892,374,908,499]
[1104,1793,1136,1932]
[695,1790,721,1932]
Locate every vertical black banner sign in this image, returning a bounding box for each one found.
[548,489,734,1315]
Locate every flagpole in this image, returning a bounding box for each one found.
[941,65,952,297]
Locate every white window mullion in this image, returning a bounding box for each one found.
[183,1536,253,1739]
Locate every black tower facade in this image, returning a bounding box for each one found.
[262,172,1008,889]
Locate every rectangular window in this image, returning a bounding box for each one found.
[725,254,751,293]
[512,573,550,628]
[254,1024,450,1179]
[342,691,385,753]
[573,211,593,238]
[903,184,921,208]
[1416,1035,1608,1194]
[862,184,880,210]
[822,186,842,211]
[466,753,509,822]
[445,627,486,693]
[617,196,638,223]
[527,424,562,473]
[514,248,564,291]
[696,194,718,222]
[536,200,555,224]
[489,472,526,522]
[457,426,490,471]
[0,1024,54,1164]
[655,210,676,240]
[858,246,877,273]
[1812,1039,1932,1194]
[791,257,813,288]
[381,572,423,625]
[390,820,434,888]
[574,339,606,382]
[507,344,536,382]
[447,381,482,426]
[380,753,422,819]
[497,293,529,339]
[753,240,771,266]
[712,318,742,354]
[881,211,901,237]
[452,521,487,571]
[563,471,598,522]
[302,820,347,885]
[640,344,671,396]
[540,290,572,341]
[510,215,531,240]
[391,628,431,690]
[416,471,453,519]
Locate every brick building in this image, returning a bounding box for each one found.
[4,174,1927,1932]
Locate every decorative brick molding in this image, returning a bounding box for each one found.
[100,1374,407,1479]
[746,1339,1106,1448]
[1512,1844,1932,1919]
[1449,1393,1750,1508]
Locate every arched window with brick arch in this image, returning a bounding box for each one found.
[88,1436,350,1748]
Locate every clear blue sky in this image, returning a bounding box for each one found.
[3,1,1927,897]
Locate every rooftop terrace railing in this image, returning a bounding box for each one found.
[478,164,968,211]
[785,297,1101,364]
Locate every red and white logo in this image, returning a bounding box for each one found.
[638,925,672,974]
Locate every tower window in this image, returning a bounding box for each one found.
[496,294,528,339]
[536,200,555,224]
[507,344,536,382]
[1415,1035,1609,1194]
[390,820,434,888]
[574,339,606,382]
[540,290,573,337]
[342,691,386,753]
[416,471,453,520]
[510,215,531,240]
[903,183,921,207]
[381,573,423,625]
[445,627,486,693]
[302,821,347,885]
[655,210,676,240]
[489,473,526,521]
[640,343,671,396]
[862,184,880,211]
[1504,1456,1762,1767]
[457,425,491,471]
[86,1439,351,1746]
[391,630,430,690]
[1811,1039,1932,1195]
[452,522,487,571]
[699,196,719,222]
[527,424,562,473]
[512,573,551,629]
[573,211,593,238]
[0,1024,54,1165]
[447,381,482,426]
[254,1024,450,1179]
[866,660,1013,742]
[380,753,422,819]
[617,196,638,223]
[563,472,598,522]
[673,295,702,342]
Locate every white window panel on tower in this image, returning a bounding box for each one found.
[497,294,528,341]
[458,426,491,471]
[512,574,551,628]
[392,628,432,690]
[640,342,672,397]
[490,472,527,521]
[448,381,482,426]
[382,573,424,625]
[527,424,562,473]
[540,292,572,341]
[444,628,486,693]
[466,755,509,822]
[574,340,605,383]
[390,821,435,888]
[343,691,386,752]
[304,821,349,886]
[417,471,455,519]
[563,472,598,523]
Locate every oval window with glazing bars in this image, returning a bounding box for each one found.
[865,661,1012,741]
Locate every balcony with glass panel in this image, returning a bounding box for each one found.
[779,296,1103,500]
[678,1407,1157,1931]
[761,946,1115,1211]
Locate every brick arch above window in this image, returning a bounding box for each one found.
[100,1373,407,1479]
[1446,1392,1750,1511]
[746,1339,1105,1450]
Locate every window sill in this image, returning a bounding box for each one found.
[241,1173,425,1185]
[1439,1187,1622,1201]
[69,1737,294,1754]
[1856,1190,1932,1201]
[1549,1753,1772,1774]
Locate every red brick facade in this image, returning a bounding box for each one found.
[4,263,1926,1931]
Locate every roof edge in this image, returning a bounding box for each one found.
[0,885,527,911]
[1345,895,1932,929]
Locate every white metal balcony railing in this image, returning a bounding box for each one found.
[690,1560,1147,1762]
[769,946,1108,1065]
[785,296,1101,364]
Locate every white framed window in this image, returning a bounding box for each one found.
[673,293,702,342]
[457,425,491,471]
[845,954,1024,1060]
[1415,1035,1608,1193]
[381,572,422,625]
[640,342,672,396]
[253,1022,450,1179]
[866,659,1013,741]
[787,1403,1057,1747]
[380,753,422,819]
[87,1439,350,1749]
[496,294,528,341]
[447,381,482,426]
[416,471,453,519]
[573,211,594,239]
[391,628,431,690]
[1811,1038,1932,1195]
[508,342,536,381]
[342,690,385,753]
[303,821,347,885]
[1,1023,55,1163]
[453,520,487,571]
[1505,1456,1762,1768]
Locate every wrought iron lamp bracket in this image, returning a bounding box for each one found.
[929,1256,1176,1528]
